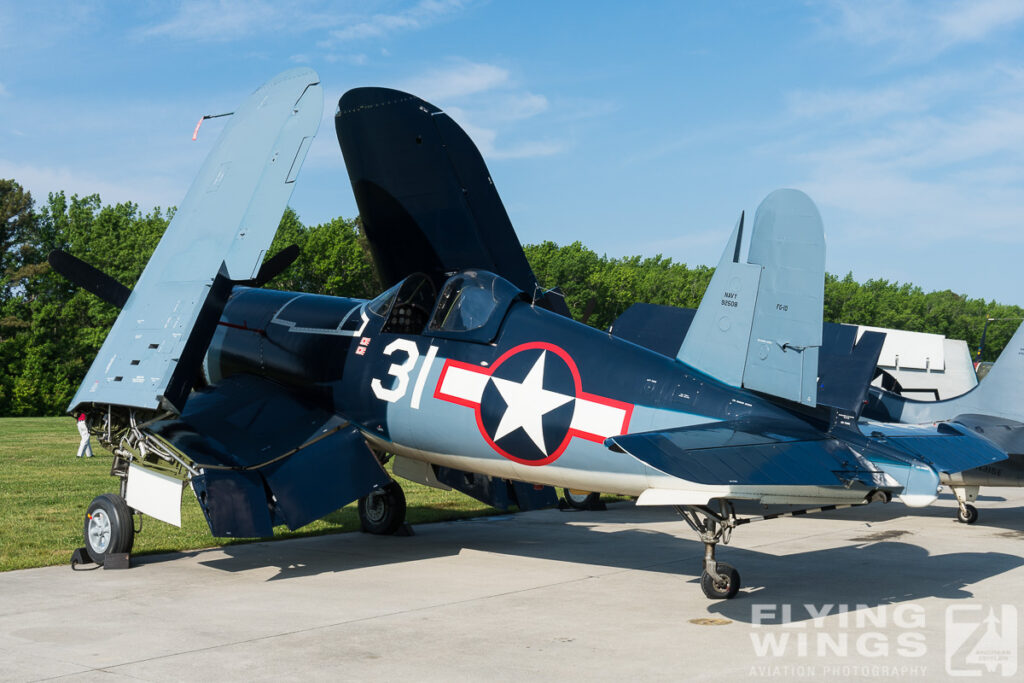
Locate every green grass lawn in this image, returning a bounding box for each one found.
[0,417,517,571]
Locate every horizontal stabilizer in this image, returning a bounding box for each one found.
[47,249,131,308]
[856,421,1009,475]
[817,326,886,414]
[844,420,1008,507]
[149,375,389,537]
[607,419,897,493]
[69,68,322,414]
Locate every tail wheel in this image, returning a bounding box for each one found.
[84,493,135,564]
[358,481,407,535]
[701,563,741,600]
[957,504,979,525]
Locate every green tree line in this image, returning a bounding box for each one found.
[2,179,1020,416]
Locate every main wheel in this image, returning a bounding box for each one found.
[83,493,135,565]
[358,481,407,535]
[700,562,741,599]
[957,504,979,525]
[562,489,601,510]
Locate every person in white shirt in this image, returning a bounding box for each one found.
[76,413,93,458]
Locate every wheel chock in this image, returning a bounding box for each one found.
[102,553,131,570]
[70,547,94,569]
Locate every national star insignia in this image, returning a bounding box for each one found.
[489,351,573,453]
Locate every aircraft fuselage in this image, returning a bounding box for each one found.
[203,283,877,504]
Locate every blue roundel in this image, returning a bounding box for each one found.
[479,348,576,462]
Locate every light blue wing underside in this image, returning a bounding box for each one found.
[70,68,323,414]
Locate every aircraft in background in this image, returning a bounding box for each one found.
[51,70,1007,599]
[861,322,1024,524]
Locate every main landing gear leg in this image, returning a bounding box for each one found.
[951,486,979,524]
[676,502,740,600]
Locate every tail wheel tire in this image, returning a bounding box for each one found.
[957,504,979,525]
[358,481,407,535]
[563,489,601,510]
[84,493,135,564]
[700,562,741,600]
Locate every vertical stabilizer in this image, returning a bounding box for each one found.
[740,190,824,406]
[952,320,1024,419]
[677,213,761,386]
[677,190,825,406]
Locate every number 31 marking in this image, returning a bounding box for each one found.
[371,339,439,409]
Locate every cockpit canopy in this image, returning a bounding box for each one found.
[366,270,524,343]
[370,273,436,335]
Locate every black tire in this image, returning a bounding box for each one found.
[700,562,741,599]
[358,481,407,535]
[83,493,135,564]
[563,489,601,510]
[957,504,979,525]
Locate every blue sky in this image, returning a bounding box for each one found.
[3,1,1024,305]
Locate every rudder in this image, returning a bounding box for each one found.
[742,189,825,406]
[677,190,825,407]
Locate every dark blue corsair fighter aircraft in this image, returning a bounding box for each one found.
[52,69,1007,599]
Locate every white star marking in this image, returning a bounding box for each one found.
[490,351,574,454]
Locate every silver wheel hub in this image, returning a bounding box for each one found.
[88,509,112,554]
[365,491,387,523]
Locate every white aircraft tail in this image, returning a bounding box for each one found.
[884,320,1024,423]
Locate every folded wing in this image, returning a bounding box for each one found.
[70,68,322,415]
[335,87,568,315]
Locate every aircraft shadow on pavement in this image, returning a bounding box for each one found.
[706,540,1024,624]
[179,502,1024,619]
[714,500,1024,623]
